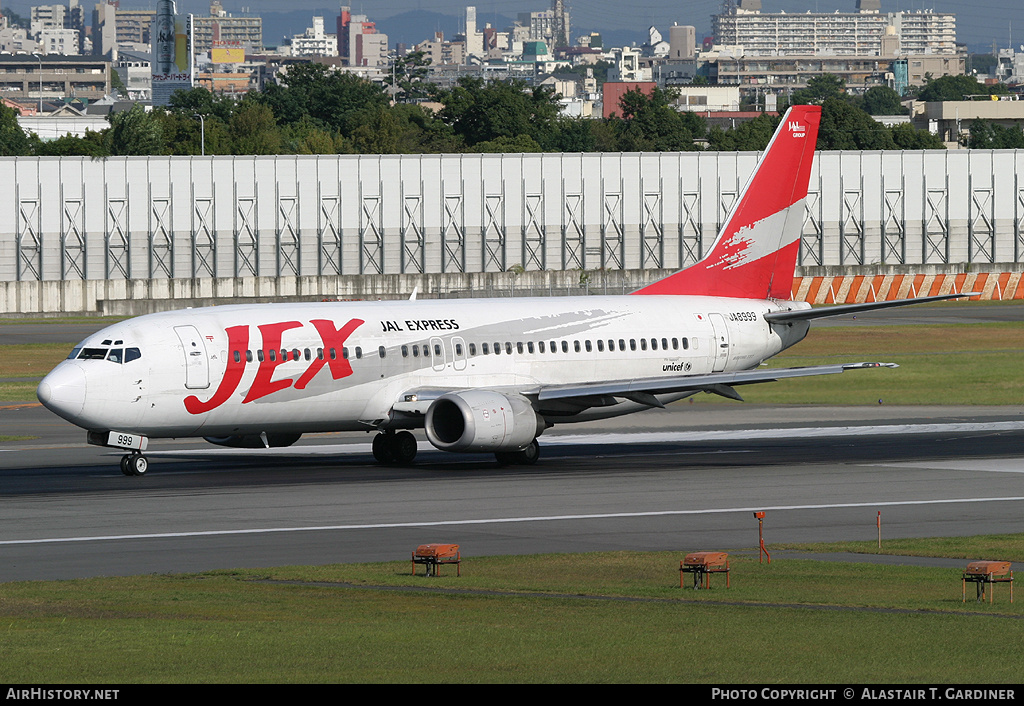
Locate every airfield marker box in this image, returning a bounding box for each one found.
[962,561,1013,603]
[680,552,730,590]
[412,544,461,577]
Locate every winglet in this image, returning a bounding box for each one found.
[633,105,821,299]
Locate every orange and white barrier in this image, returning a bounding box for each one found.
[791,272,1024,304]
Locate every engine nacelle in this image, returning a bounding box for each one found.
[203,432,302,449]
[425,390,542,453]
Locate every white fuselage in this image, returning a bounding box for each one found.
[38,295,809,439]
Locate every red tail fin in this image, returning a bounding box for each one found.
[633,105,821,299]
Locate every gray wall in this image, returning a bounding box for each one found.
[2,150,1024,313]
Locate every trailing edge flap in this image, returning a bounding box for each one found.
[763,293,976,324]
[536,362,897,403]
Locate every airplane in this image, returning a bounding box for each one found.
[36,105,966,476]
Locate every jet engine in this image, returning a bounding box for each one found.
[204,432,302,449]
[424,390,543,453]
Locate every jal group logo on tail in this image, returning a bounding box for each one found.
[788,120,807,138]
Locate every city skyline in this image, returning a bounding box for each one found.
[3,0,1022,53]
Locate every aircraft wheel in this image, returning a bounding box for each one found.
[496,439,540,466]
[516,439,540,465]
[371,433,395,464]
[122,453,148,476]
[392,431,418,465]
[129,454,148,476]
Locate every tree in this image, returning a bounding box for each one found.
[888,123,945,150]
[434,77,564,150]
[228,100,281,155]
[816,98,895,150]
[706,113,780,151]
[254,63,390,137]
[790,74,846,105]
[916,74,1010,102]
[606,87,704,151]
[0,103,31,156]
[966,119,1024,149]
[860,86,908,116]
[106,104,165,155]
[384,50,432,103]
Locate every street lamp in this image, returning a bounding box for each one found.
[31,53,42,114]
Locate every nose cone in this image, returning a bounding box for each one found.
[37,362,87,422]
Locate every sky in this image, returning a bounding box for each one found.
[3,0,1021,53]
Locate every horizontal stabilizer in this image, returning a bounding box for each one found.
[764,293,977,324]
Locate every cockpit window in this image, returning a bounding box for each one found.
[78,348,109,360]
[74,346,142,364]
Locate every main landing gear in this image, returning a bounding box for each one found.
[120,452,149,476]
[495,438,540,466]
[372,430,418,465]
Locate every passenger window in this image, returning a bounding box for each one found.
[505,342,513,355]
[379,346,386,358]
[292,349,300,361]
[630,339,637,351]
[641,339,648,351]
[233,350,241,363]
[619,339,625,351]
[561,341,568,353]
[402,345,409,358]
[317,348,324,360]
[494,342,501,355]
[434,344,441,356]
[269,349,277,361]
[356,347,363,359]
[574,341,581,353]
[596,340,604,352]
[482,342,489,355]
[550,341,557,352]
[246,350,254,362]
[125,347,142,363]
[304,348,311,361]
[469,343,476,356]
[650,339,657,351]
[585,340,592,352]
[662,338,668,350]
[538,341,545,353]
[672,338,679,350]
[527,342,534,354]
[456,343,464,356]
[517,342,524,354]
[257,350,265,362]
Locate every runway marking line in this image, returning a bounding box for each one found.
[3,496,1024,547]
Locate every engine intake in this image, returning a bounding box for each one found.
[425,391,542,453]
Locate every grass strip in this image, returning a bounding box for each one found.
[2,537,1024,683]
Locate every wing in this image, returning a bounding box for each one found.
[391,362,896,419]
[533,362,897,408]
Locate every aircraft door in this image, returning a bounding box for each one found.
[708,313,731,373]
[174,325,210,389]
[429,336,446,372]
[452,336,467,371]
